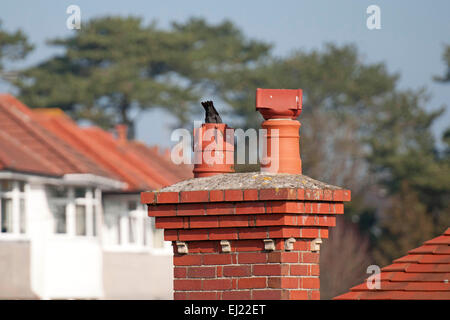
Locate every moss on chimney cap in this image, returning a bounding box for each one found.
[158,172,343,192]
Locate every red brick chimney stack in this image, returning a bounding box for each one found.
[141,88,351,300]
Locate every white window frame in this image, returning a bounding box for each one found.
[48,185,101,239]
[103,197,171,254]
[116,202,146,250]
[0,180,28,240]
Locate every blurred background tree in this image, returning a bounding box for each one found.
[434,45,450,83]
[320,220,372,300]
[13,16,271,138]
[2,16,449,298]
[0,20,33,82]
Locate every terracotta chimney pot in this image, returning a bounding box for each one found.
[193,123,234,178]
[256,88,303,174]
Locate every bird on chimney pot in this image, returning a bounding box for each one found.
[201,100,222,124]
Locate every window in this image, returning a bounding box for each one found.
[0,180,13,192]
[19,181,25,193]
[92,206,97,236]
[115,215,121,245]
[19,199,26,234]
[103,197,169,251]
[128,216,136,243]
[48,185,68,198]
[52,204,67,234]
[47,185,100,238]
[143,219,148,246]
[106,199,152,249]
[1,198,12,233]
[75,205,86,236]
[128,201,137,211]
[75,187,86,198]
[0,180,27,235]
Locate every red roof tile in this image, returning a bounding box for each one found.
[0,94,191,191]
[126,141,193,183]
[334,227,450,300]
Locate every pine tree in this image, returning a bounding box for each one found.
[14,17,271,138]
[0,20,33,81]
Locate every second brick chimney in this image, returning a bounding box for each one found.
[141,88,351,300]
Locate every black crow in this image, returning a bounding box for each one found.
[201,100,222,124]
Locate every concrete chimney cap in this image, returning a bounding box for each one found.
[157,172,342,193]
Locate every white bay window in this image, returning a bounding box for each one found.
[103,198,167,252]
[48,185,100,238]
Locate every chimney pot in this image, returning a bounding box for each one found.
[116,124,128,144]
[256,88,302,120]
[257,88,303,174]
[193,123,234,178]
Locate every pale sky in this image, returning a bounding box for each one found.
[1,0,449,148]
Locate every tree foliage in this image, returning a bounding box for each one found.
[0,20,33,81]
[434,45,450,82]
[320,220,372,299]
[14,17,270,137]
[373,182,436,266]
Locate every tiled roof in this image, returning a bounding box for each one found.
[334,228,450,300]
[0,94,192,191]
[0,94,112,178]
[30,99,192,192]
[80,126,192,191]
[126,141,193,183]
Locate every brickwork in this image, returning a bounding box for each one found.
[171,239,320,300]
[141,186,350,300]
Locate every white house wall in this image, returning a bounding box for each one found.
[43,237,103,299]
[102,194,173,299]
[27,182,103,299]
[0,240,35,299]
[27,181,50,298]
